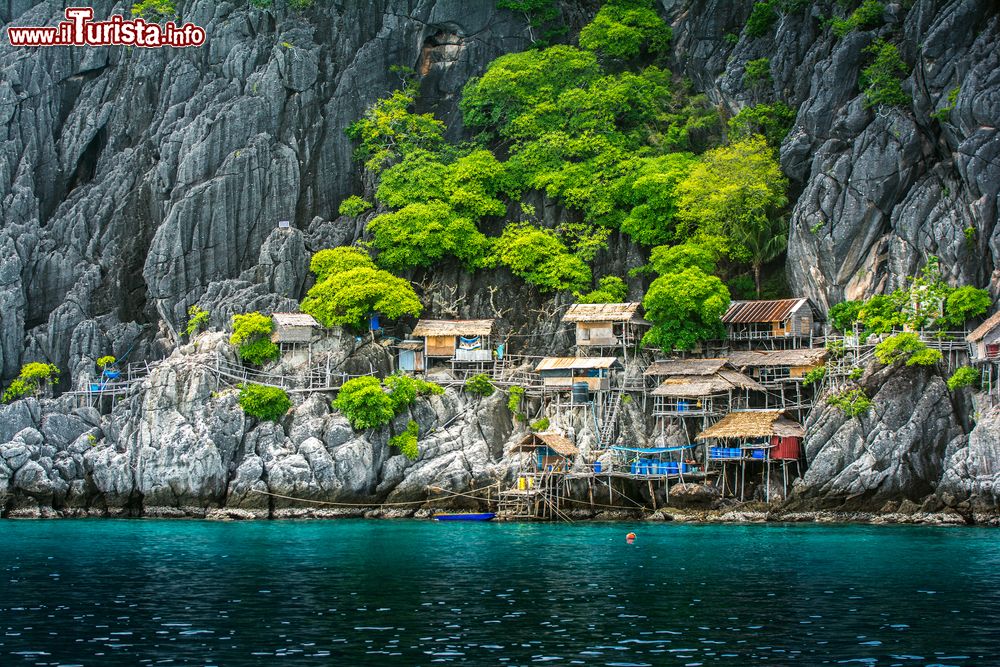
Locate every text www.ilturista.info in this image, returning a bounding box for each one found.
[7,8,206,47]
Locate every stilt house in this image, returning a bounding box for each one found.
[534,357,622,394]
[562,302,649,350]
[967,311,1000,363]
[644,359,763,417]
[511,432,579,472]
[722,298,822,346]
[410,319,495,362]
[271,313,322,350]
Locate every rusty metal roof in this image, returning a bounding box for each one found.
[644,358,728,377]
[727,348,827,368]
[968,310,1000,342]
[534,357,622,372]
[272,312,320,327]
[512,432,578,457]
[722,298,813,324]
[563,302,643,323]
[411,319,494,337]
[696,410,805,440]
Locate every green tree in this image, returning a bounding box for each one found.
[339,196,373,217]
[647,242,718,275]
[131,0,174,21]
[734,214,788,296]
[675,136,788,264]
[346,83,447,172]
[744,57,771,85]
[642,267,730,351]
[944,286,991,327]
[827,387,872,417]
[745,0,778,38]
[464,373,496,397]
[230,313,280,365]
[367,202,490,271]
[828,300,864,332]
[860,40,909,108]
[727,102,796,147]
[333,377,396,430]
[300,267,422,329]
[238,384,292,422]
[96,356,116,369]
[2,362,59,403]
[617,153,697,246]
[577,276,628,304]
[947,366,980,391]
[874,333,942,367]
[487,224,591,292]
[309,247,376,280]
[579,0,672,60]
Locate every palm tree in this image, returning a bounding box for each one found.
[735,216,788,297]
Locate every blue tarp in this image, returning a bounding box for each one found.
[610,444,696,454]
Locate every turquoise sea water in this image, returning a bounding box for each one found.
[2,520,999,666]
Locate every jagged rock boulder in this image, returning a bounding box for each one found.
[938,404,1000,511]
[789,362,967,510]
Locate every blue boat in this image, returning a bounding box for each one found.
[433,512,496,522]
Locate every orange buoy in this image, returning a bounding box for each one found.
[626,532,636,544]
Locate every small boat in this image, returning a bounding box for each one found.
[432,512,496,522]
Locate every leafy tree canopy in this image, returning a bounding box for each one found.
[579,0,672,61]
[300,266,422,329]
[309,247,375,280]
[367,201,491,272]
[642,267,730,351]
[486,223,591,292]
[577,276,629,304]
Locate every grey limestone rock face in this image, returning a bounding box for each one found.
[937,404,1000,511]
[791,362,967,510]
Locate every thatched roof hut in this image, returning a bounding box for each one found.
[695,410,805,440]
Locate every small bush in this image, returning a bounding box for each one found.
[947,366,980,391]
[874,333,942,367]
[727,102,796,147]
[825,338,845,359]
[464,373,495,397]
[131,0,175,21]
[932,86,960,122]
[3,362,60,403]
[831,0,884,37]
[339,196,374,217]
[250,0,271,8]
[860,40,909,108]
[230,312,280,365]
[507,385,526,416]
[238,384,291,422]
[827,388,872,417]
[828,300,864,332]
[944,286,991,327]
[96,356,116,369]
[186,305,210,337]
[745,1,778,38]
[389,420,420,460]
[802,365,827,387]
[744,58,771,85]
[530,416,550,432]
[333,377,395,430]
[384,374,444,413]
[288,0,314,9]
[577,276,628,304]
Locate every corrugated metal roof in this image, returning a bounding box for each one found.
[695,410,804,440]
[644,358,728,377]
[534,357,622,372]
[727,348,827,368]
[651,370,764,396]
[272,312,321,327]
[967,310,1000,342]
[563,302,642,323]
[513,432,578,457]
[411,319,494,337]
[722,298,812,324]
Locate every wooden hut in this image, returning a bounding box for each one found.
[727,348,827,385]
[722,298,822,346]
[271,312,321,349]
[967,310,1000,363]
[562,302,649,350]
[395,340,425,373]
[534,357,622,393]
[644,359,763,417]
[511,432,579,472]
[695,410,806,501]
[410,319,495,361]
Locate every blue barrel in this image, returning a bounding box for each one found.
[572,381,590,404]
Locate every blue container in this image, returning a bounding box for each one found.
[102,369,121,380]
[751,449,766,460]
[369,314,381,331]
[89,383,102,391]
[593,461,602,474]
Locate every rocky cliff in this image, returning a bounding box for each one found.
[1,0,998,519]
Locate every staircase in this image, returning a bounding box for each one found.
[598,389,624,447]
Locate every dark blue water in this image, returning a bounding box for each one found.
[2,520,999,666]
